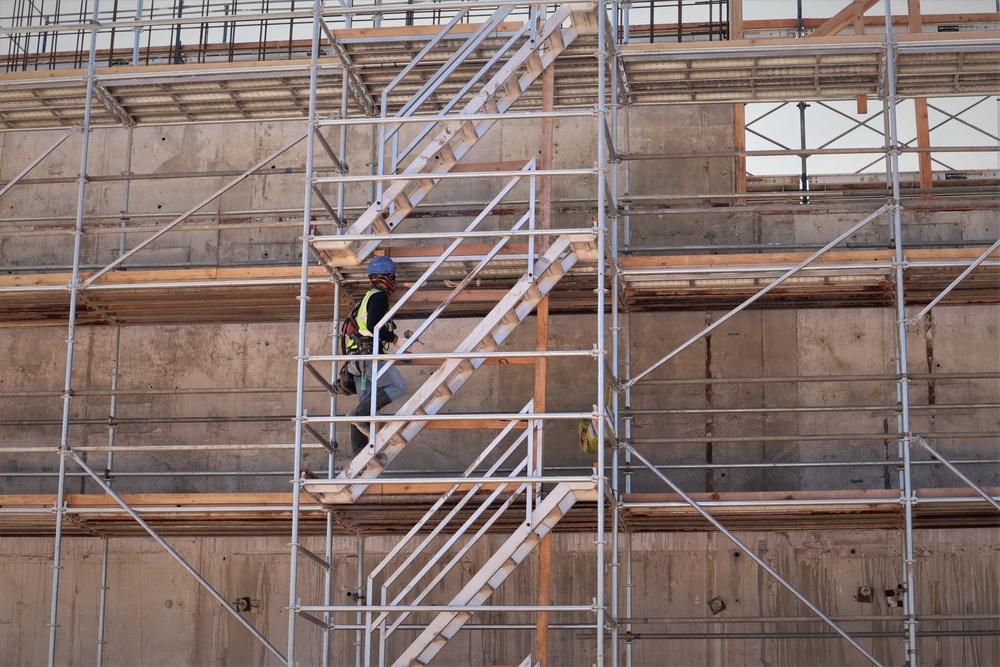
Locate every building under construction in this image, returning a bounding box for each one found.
[1,0,998,665]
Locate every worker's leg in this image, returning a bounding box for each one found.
[350,361,407,455]
[376,362,408,403]
[350,363,372,455]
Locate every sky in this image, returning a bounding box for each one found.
[742,0,999,20]
[740,1,999,175]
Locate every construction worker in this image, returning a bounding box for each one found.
[345,256,409,457]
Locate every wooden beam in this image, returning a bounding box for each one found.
[371,242,530,258]
[729,0,743,39]
[809,0,880,38]
[853,0,867,36]
[534,59,555,667]
[908,0,934,199]
[733,103,746,204]
[744,13,1000,32]
[5,485,997,510]
[854,0,869,114]
[620,246,997,270]
[621,29,994,57]
[330,21,524,41]
[424,419,528,429]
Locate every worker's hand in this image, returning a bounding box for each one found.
[402,329,424,347]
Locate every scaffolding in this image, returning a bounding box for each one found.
[0,0,998,665]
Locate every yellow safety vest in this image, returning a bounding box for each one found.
[345,288,392,354]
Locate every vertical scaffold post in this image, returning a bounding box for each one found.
[596,0,610,663]
[289,0,326,664]
[49,2,100,665]
[882,1,919,663]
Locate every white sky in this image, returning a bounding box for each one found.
[742,0,999,21]
[728,2,1000,176]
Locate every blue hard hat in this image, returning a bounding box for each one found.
[367,256,397,276]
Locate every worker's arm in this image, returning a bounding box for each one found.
[366,291,399,345]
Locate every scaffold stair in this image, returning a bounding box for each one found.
[318,231,597,504]
[391,480,597,666]
[315,0,599,267]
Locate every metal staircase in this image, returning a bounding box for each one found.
[298,4,602,664]
[391,481,598,666]
[313,229,597,504]
[313,0,599,268]
[304,400,597,664]
[306,0,601,503]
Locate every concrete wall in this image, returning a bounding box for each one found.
[3,529,998,666]
[3,102,999,666]
[4,303,997,496]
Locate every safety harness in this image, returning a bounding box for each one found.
[344,287,397,353]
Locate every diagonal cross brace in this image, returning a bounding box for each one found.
[64,450,287,663]
[320,19,376,117]
[910,435,1000,513]
[621,442,884,667]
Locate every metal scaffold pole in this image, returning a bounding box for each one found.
[596,0,611,663]
[883,1,919,662]
[288,0,327,663]
[609,0,624,664]
[95,324,123,667]
[96,54,139,658]
[48,2,100,663]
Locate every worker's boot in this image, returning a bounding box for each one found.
[350,389,395,458]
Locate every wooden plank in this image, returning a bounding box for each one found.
[617,28,996,57]
[330,21,525,41]
[621,32,883,55]
[381,242,530,258]
[355,481,514,495]
[0,265,323,288]
[623,486,1000,504]
[64,492,298,507]
[403,357,535,367]
[424,420,528,429]
[0,494,59,507]
[6,484,996,511]
[743,13,1000,31]
[620,246,995,270]
[635,25,995,61]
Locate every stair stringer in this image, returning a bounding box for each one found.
[325,233,595,503]
[390,480,599,667]
[315,1,599,267]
